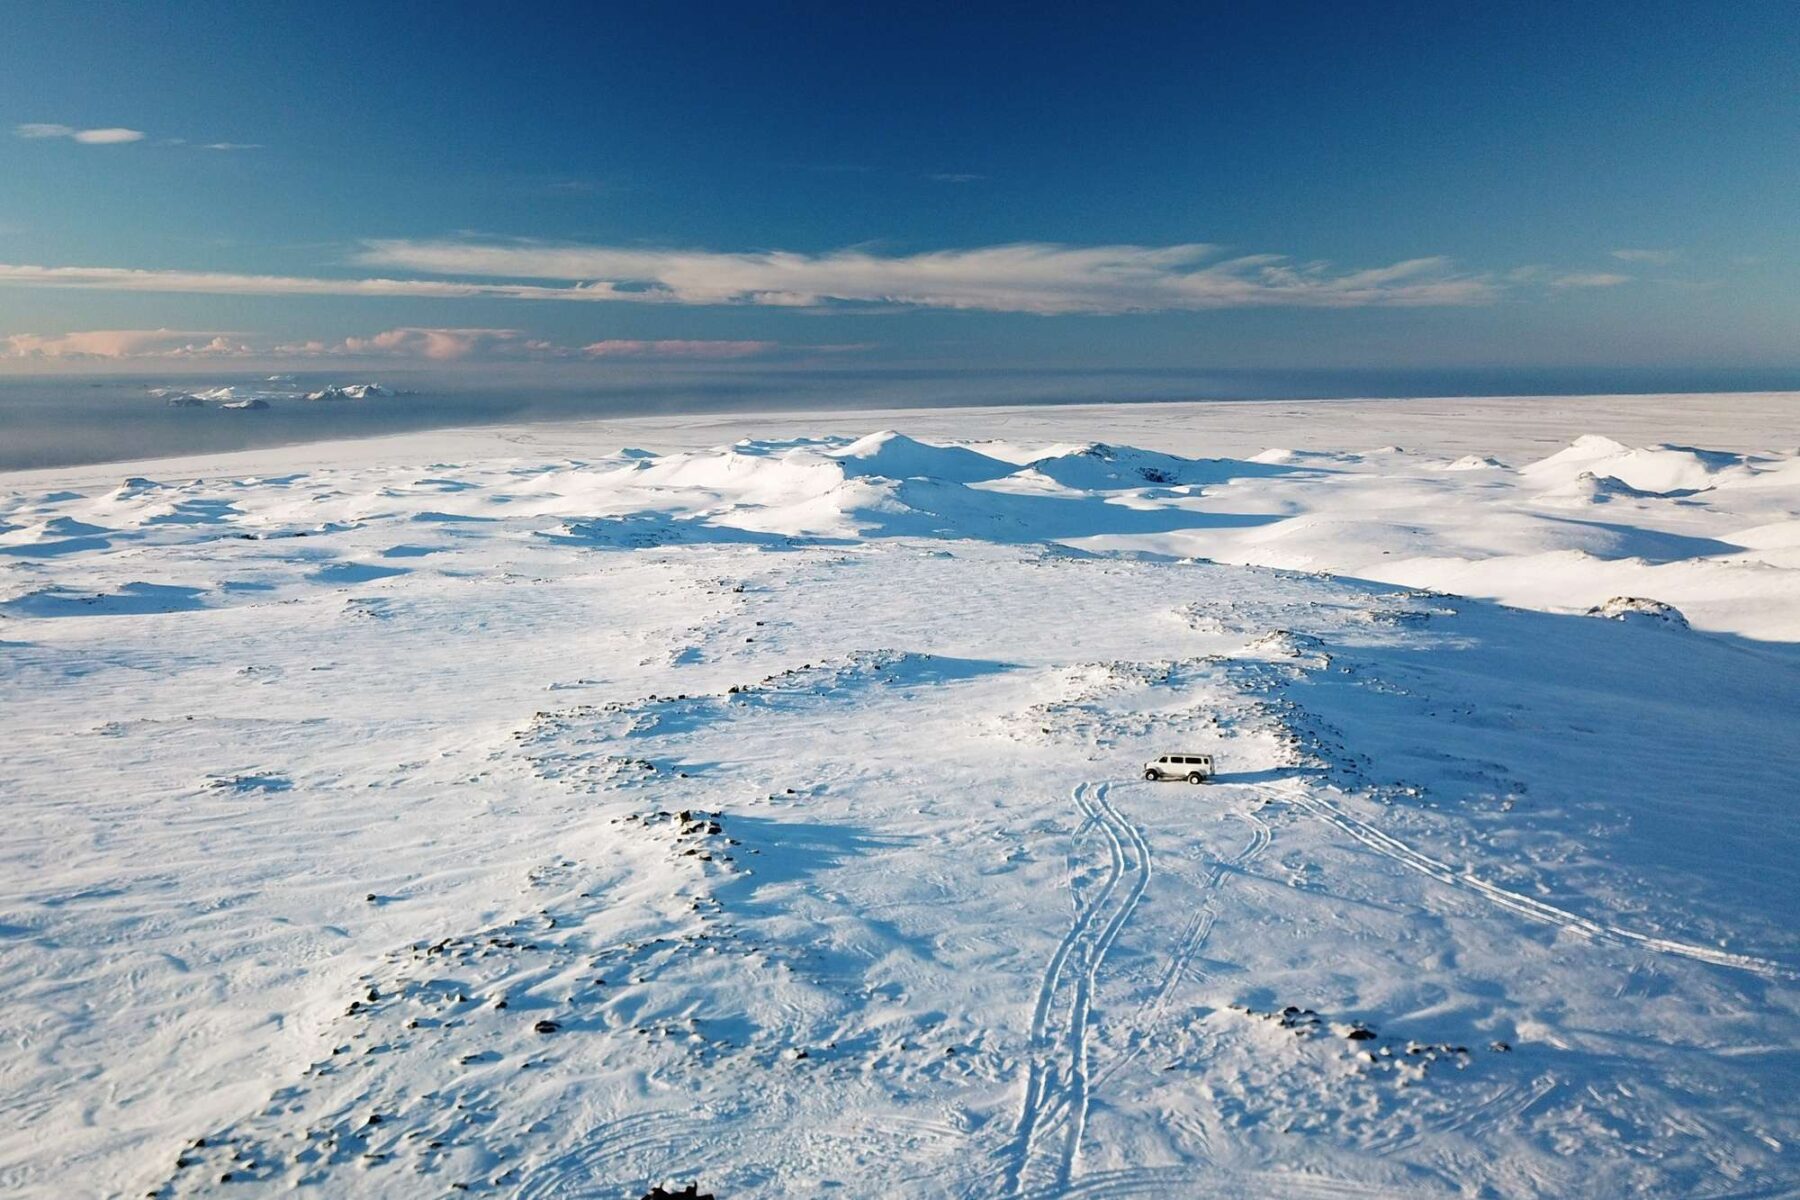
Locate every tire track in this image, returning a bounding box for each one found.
[1003,781,1151,1195]
[518,1107,966,1199]
[1022,1162,1432,1199]
[1278,783,1798,981]
[1090,802,1272,1097]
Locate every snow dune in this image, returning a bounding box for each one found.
[0,414,1796,1198]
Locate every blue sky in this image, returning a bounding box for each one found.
[0,1,1795,374]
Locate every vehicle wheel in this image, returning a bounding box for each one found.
[1187,772,1205,784]
[1144,769,1159,781]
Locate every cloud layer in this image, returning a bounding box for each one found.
[0,240,1504,316]
[354,240,1497,314]
[15,123,146,145]
[1611,248,1679,266]
[0,263,636,303]
[580,339,778,359]
[1,329,250,358]
[0,327,792,363]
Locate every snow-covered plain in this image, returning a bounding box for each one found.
[1,394,1796,1198]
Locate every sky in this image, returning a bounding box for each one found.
[0,0,1796,378]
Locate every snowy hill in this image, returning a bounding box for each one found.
[1,420,1796,1198]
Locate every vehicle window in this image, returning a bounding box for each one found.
[1157,756,1168,763]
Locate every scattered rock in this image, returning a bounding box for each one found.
[1585,596,1690,628]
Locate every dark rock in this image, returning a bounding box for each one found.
[534,1020,561,1034]
[1346,1028,1376,1041]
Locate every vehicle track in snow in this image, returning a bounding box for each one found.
[1003,781,1152,1196]
[516,1106,964,1199]
[1277,782,1799,981]
[1088,801,1272,1098]
[1019,1162,1434,1199]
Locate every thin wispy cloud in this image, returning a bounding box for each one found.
[1548,272,1633,288]
[352,240,1499,314]
[0,329,251,358]
[0,263,641,303]
[17,124,259,150]
[16,123,145,145]
[582,339,778,359]
[1,326,805,363]
[1610,248,1679,266]
[1507,265,1636,289]
[0,240,1629,317]
[327,327,540,360]
[164,138,262,151]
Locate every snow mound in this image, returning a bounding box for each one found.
[1728,519,1800,550]
[191,385,281,404]
[1537,470,1672,505]
[1022,442,1288,489]
[1022,442,1191,488]
[305,383,391,402]
[2,515,109,543]
[1525,436,1748,494]
[827,430,1013,483]
[1438,455,1508,471]
[1585,595,1691,628]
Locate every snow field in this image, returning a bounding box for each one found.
[1,420,1796,1197]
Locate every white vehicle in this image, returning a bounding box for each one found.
[1143,753,1213,783]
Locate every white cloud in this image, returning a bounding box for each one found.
[1610,248,1679,266]
[0,329,252,359]
[1549,272,1632,288]
[15,123,145,145]
[1,327,805,364]
[73,127,147,145]
[351,239,1497,314]
[581,339,780,359]
[18,124,259,150]
[297,328,545,361]
[0,263,641,303]
[0,246,1495,315]
[12,238,1662,317]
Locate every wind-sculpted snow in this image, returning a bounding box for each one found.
[1,423,1797,1198]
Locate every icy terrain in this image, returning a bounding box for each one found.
[1,405,1797,1198]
